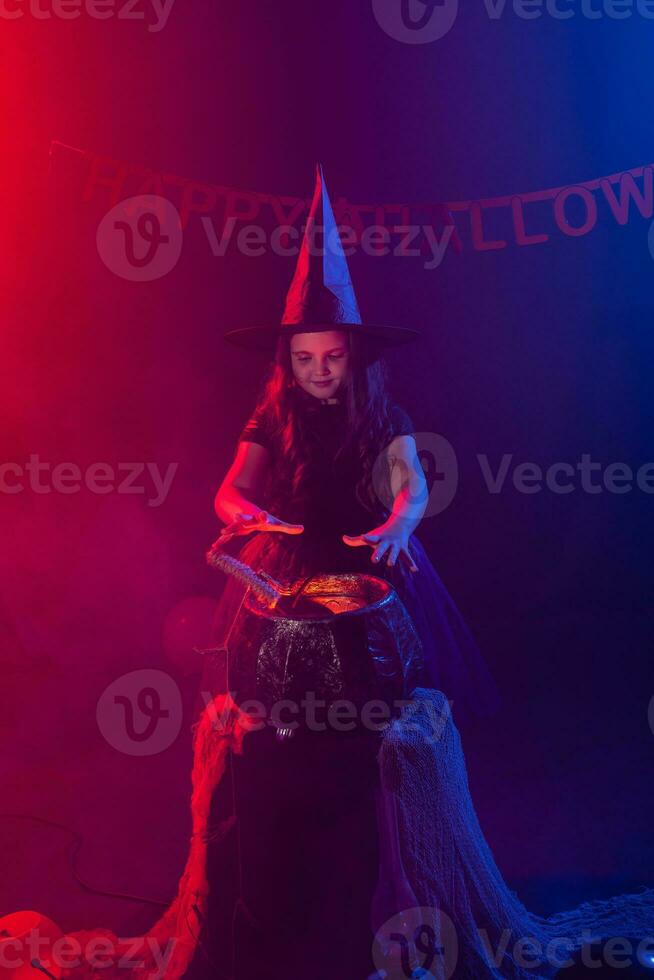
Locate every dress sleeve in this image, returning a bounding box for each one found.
[238,408,273,450]
[389,404,415,438]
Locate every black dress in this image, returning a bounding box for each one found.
[192,388,500,980]
[233,388,417,580]
[208,385,500,725]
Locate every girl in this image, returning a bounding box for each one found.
[212,320,499,723]
[196,167,500,980]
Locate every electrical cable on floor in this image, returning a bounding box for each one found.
[187,903,233,980]
[0,813,170,908]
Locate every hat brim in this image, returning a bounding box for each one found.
[223,323,421,351]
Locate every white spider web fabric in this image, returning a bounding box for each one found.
[377,688,654,979]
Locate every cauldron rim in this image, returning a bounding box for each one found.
[244,572,397,623]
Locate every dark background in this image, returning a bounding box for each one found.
[1,0,652,940]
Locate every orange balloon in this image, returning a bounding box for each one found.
[0,911,63,979]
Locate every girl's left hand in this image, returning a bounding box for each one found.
[342,523,419,572]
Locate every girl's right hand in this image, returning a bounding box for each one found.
[212,510,304,546]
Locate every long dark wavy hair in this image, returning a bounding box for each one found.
[251,330,399,518]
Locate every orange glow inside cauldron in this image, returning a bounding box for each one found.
[246,572,392,620]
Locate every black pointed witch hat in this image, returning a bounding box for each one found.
[223,164,420,351]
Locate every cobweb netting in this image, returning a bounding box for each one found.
[377,688,654,979]
[60,693,256,979]
[57,689,654,979]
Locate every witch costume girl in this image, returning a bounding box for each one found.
[188,167,654,980]
[211,164,500,727]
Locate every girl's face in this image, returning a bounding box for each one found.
[290,330,350,399]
